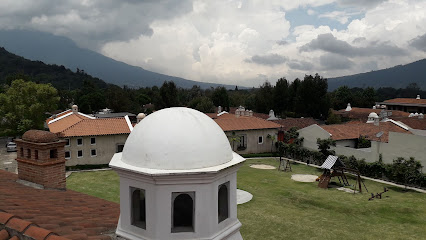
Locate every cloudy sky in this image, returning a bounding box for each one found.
[1,0,426,87]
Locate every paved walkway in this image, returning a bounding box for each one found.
[247,156,426,193]
[0,144,17,173]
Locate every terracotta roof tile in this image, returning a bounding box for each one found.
[393,117,426,130]
[383,98,426,105]
[320,122,411,142]
[0,229,9,240]
[59,118,130,137]
[212,114,281,131]
[48,114,87,133]
[0,212,14,225]
[336,107,409,121]
[24,225,53,240]
[272,118,319,131]
[0,170,119,240]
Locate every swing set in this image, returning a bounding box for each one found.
[318,155,368,193]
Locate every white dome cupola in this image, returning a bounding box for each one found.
[122,108,233,170]
[110,107,245,240]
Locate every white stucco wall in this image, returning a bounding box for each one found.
[298,125,426,167]
[298,124,331,151]
[64,134,129,166]
[114,166,243,240]
[226,129,278,154]
[380,132,426,166]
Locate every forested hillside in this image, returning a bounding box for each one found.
[328,59,426,91]
[0,47,107,90]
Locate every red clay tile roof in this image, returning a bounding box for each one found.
[336,107,409,121]
[58,118,131,137]
[47,114,88,134]
[392,117,426,130]
[383,98,426,105]
[320,122,411,142]
[212,114,281,131]
[0,170,119,240]
[0,212,69,240]
[272,118,319,131]
[47,111,131,137]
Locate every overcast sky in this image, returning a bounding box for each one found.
[1,0,426,87]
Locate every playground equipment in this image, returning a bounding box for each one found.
[368,187,389,201]
[318,155,368,193]
[278,157,292,172]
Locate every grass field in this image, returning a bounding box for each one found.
[67,158,426,240]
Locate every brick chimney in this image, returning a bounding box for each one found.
[15,130,66,190]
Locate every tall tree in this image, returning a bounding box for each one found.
[160,81,179,108]
[0,79,59,136]
[254,81,274,113]
[212,87,230,111]
[273,78,289,117]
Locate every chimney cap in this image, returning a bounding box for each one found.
[22,130,59,143]
[416,95,420,100]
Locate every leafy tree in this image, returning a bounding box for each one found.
[254,81,274,113]
[160,81,179,108]
[326,109,342,124]
[316,138,336,158]
[0,79,59,136]
[357,135,371,148]
[228,132,240,151]
[188,96,215,113]
[273,78,289,117]
[267,134,277,152]
[388,157,423,188]
[212,87,230,111]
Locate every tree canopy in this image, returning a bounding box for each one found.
[0,79,59,136]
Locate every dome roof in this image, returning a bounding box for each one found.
[368,112,379,118]
[136,113,146,119]
[22,130,59,143]
[122,107,233,170]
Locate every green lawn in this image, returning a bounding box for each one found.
[67,158,426,240]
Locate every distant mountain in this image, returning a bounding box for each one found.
[0,47,108,90]
[0,30,240,89]
[328,59,426,91]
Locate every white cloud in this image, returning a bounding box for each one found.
[1,0,426,86]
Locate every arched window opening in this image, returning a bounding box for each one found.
[218,183,229,223]
[131,188,146,229]
[172,192,194,233]
[26,149,31,159]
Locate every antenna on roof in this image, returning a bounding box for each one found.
[376,131,384,138]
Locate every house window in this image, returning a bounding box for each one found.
[34,150,38,160]
[26,149,31,159]
[258,136,263,144]
[116,144,124,153]
[91,149,97,157]
[65,151,71,159]
[77,150,83,158]
[50,149,58,159]
[172,192,195,233]
[131,187,146,229]
[91,137,96,145]
[77,138,83,146]
[20,148,24,157]
[218,182,229,223]
[65,138,70,147]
